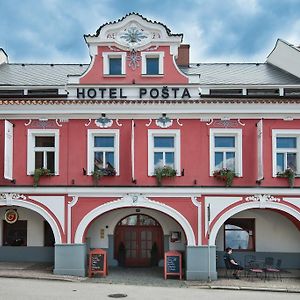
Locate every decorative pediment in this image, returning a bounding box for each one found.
[85,13,183,51]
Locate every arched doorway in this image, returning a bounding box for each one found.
[114,214,163,267]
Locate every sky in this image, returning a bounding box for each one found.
[0,0,300,64]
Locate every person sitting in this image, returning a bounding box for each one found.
[224,247,244,279]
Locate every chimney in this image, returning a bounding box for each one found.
[176,44,190,67]
[0,48,8,64]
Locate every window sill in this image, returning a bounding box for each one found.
[103,74,126,77]
[141,74,164,77]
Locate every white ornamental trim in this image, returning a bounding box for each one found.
[245,194,281,203]
[0,193,27,206]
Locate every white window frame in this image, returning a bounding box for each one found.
[148,129,180,176]
[272,129,300,177]
[141,52,164,76]
[87,129,120,176]
[27,129,59,175]
[102,52,126,75]
[209,128,242,177]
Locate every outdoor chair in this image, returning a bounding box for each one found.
[247,261,264,280]
[265,258,282,281]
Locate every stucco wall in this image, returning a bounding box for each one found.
[215,209,300,253]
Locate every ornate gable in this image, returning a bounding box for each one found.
[84,12,183,52]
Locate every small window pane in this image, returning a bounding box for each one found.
[146,57,159,75]
[46,152,55,173]
[215,152,223,169]
[35,136,54,147]
[35,152,44,169]
[226,152,235,171]
[165,152,174,167]
[109,58,122,75]
[106,152,115,168]
[154,152,163,168]
[276,153,284,173]
[287,153,297,171]
[277,137,297,148]
[225,230,250,250]
[215,136,235,148]
[154,137,174,148]
[94,152,104,169]
[94,136,114,147]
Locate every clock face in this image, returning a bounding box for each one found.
[5,209,18,224]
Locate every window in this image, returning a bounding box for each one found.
[224,219,255,251]
[148,129,180,176]
[141,52,164,75]
[272,130,300,176]
[3,220,27,246]
[87,129,119,175]
[109,57,122,75]
[210,128,242,176]
[103,52,126,75]
[27,129,59,175]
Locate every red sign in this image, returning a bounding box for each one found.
[164,250,182,280]
[88,249,108,278]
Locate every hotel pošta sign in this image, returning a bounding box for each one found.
[70,86,201,100]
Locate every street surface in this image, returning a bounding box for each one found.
[0,278,299,300]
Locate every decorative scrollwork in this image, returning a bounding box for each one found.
[85,119,92,127]
[145,119,152,127]
[0,193,26,206]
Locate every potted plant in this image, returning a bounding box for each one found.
[150,242,159,266]
[154,165,177,186]
[213,168,236,187]
[33,168,51,187]
[92,166,116,185]
[277,167,296,188]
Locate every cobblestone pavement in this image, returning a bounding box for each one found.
[0,262,299,292]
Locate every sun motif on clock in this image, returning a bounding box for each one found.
[120,27,148,44]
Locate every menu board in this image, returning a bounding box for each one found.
[91,253,104,271]
[88,249,107,277]
[164,251,182,280]
[166,255,180,274]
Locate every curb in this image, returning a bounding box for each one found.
[0,273,83,282]
[0,274,299,293]
[205,285,300,293]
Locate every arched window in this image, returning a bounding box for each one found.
[118,214,160,226]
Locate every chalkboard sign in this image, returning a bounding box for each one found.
[91,253,104,271]
[88,249,107,277]
[164,251,182,280]
[166,255,180,273]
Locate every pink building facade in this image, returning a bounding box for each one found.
[0,13,300,280]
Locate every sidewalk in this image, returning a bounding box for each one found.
[0,262,299,293]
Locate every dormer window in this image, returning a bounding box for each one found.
[141,52,164,76]
[103,52,126,76]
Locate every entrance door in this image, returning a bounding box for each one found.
[114,214,163,267]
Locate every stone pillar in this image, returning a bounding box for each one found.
[54,243,87,277]
[107,234,118,266]
[186,246,217,280]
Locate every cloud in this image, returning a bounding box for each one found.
[0,0,300,63]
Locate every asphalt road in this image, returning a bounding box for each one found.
[0,277,299,300]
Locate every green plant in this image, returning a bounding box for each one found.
[213,168,236,187]
[33,168,51,187]
[154,165,176,186]
[277,167,295,188]
[92,167,116,185]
